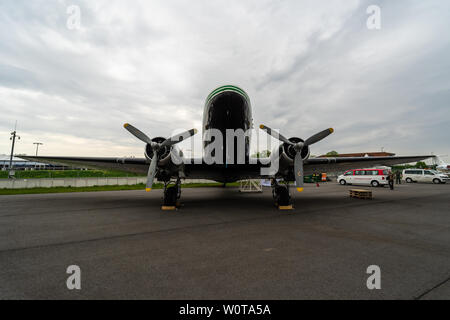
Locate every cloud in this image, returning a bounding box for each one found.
[0,0,449,163]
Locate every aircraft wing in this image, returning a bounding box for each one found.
[302,155,432,175]
[19,156,149,175]
[20,154,432,181]
[182,155,433,181]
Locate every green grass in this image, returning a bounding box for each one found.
[0,182,240,195]
[0,170,141,179]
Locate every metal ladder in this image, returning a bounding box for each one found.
[239,179,263,193]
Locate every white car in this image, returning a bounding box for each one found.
[403,169,448,184]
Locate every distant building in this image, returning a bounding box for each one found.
[0,155,47,170]
[319,152,395,158]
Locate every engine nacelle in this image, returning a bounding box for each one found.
[270,137,310,170]
[144,137,172,166]
[282,137,310,162]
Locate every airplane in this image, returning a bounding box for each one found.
[433,155,450,172]
[22,85,432,207]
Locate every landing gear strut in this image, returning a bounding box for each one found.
[163,178,181,207]
[271,179,291,207]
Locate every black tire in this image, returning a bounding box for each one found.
[406,178,413,183]
[433,178,441,184]
[339,179,346,185]
[164,186,178,206]
[371,180,379,187]
[274,186,290,206]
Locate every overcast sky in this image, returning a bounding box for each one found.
[0,0,449,162]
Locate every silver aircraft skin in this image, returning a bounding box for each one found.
[22,85,432,205]
[433,156,450,172]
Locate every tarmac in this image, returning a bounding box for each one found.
[0,182,449,299]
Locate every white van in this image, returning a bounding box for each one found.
[337,169,389,187]
[403,169,448,184]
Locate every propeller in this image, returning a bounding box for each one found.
[124,123,197,192]
[260,125,334,192]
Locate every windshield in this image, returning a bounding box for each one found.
[430,170,441,174]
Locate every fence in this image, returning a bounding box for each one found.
[0,177,147,189]
[0,177,217,189]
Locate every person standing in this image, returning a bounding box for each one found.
[388,171,394,190]
[395,171,402,184]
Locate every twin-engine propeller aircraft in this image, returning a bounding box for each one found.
[23,85,431,207]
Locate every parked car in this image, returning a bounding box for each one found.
[403,169,448,184]
[337,169,389,187]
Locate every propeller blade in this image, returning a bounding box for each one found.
[294,152,304,192]
[304,128,334,146]
[145,154,158,192]
[161,129,198,148]
[124,123,153,144]
[259,125,293,145]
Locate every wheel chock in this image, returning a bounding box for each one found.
[161,206,177,211]
[278,205,294,210]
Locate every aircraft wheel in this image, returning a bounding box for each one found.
[164,186,178,206]
[274,186,290,206]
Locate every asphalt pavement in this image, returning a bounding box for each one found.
[0,182,449,299]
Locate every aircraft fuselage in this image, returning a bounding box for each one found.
[202,85,253,165]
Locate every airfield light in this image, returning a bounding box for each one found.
[33,142,44,156]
